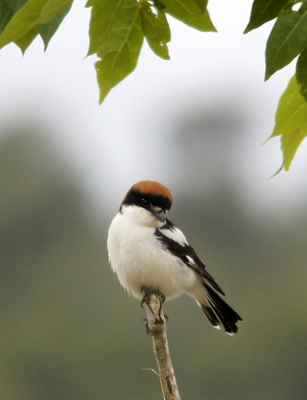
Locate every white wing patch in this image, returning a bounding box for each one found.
[160,226,188,246]
[186,255,196,266]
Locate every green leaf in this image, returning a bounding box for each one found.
[37,0,73,24]
[281,126,307,170]
[192,0,206,12]
[0,0,47,48]
[88,0,126,56]
[5,0,28,12]
[244,0,289,33]
[85,0,100,6]
[1,0,29,35]
[14,26,37,53]
[296,47,307,101]
[140,1,170,60]
[88,0,144,103]
[265,9,307,80]
[37,1,72,50]
[160,0,216,32]
[0,0,73,49]
[270,75,307,170]
[0,0,13,34]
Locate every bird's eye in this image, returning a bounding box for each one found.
[141,198,150,207]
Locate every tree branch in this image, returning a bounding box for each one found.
[143,292,181,400]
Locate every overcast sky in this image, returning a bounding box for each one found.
[0,0,306,221]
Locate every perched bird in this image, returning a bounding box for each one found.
[107,180,242,334]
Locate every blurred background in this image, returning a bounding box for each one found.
[0,1,307,399]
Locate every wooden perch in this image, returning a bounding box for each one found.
[143,290,181,400]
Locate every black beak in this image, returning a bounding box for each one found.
[152,209,166,223]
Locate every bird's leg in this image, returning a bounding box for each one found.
[141,286,165,325]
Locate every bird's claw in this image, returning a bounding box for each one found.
[141,286,165,306]
[141,286,166,325]
[143,318,153,335]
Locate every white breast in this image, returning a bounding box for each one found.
[107,209,198,300]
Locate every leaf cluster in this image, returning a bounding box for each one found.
[1,0,307,171]
[0,0,216,102]
[0,0,73,52]
[86,0,216,103]
[245,0,307,171]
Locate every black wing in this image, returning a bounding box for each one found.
[155,219,225,296]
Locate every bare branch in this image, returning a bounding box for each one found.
[143,291,181,400]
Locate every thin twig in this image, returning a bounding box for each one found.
[143,292,181,400]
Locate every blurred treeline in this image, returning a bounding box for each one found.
[0,120,307,400]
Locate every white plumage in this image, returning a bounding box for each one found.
[108,205,200,300]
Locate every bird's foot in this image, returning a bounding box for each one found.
[143,314,168,335]
[140,286,165,324]
[142,318,152,335]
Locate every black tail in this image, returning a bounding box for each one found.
[201,283,242,335]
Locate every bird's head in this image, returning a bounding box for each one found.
[120,181,173,227]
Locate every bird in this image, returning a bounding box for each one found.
[107,180,242,334]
